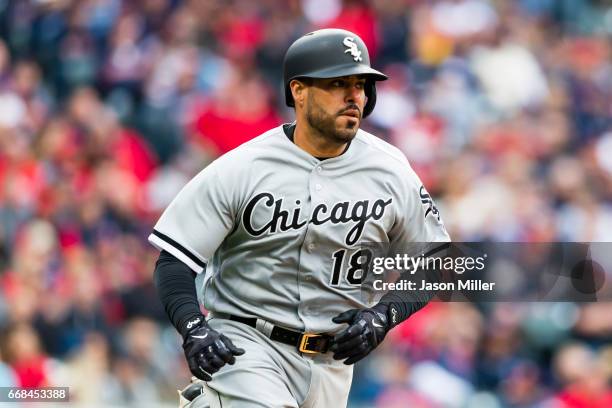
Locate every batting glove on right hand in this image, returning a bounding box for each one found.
[182,316,245,381]
[330,304,390,365]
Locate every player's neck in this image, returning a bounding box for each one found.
[293,122,348,159]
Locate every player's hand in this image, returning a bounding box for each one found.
[330,305,390,365]
[182,317,245,381]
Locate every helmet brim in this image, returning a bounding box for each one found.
[291,63,388,82]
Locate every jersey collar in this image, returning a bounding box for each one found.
[280,122,356,163]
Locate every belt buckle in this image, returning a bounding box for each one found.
[299,333,323,354]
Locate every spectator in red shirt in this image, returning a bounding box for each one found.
[3,323,51,387]
[191,70,282,155]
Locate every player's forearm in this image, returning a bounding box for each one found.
[377,289,431,326]
[154,250,203,337]
[377,264,444,326]
[377,243,451,326]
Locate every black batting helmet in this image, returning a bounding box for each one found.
[283,28,388,118]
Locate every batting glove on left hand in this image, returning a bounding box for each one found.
[330,304,390,365]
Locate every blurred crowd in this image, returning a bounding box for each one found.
[0,0,610,406]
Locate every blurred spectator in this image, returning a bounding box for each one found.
[66,332,112,404]
[553,343,612,407]
[430,0,498,40]
[2,323,52,387]
[191,69,282,156]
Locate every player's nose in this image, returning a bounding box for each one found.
[344,84,364,105]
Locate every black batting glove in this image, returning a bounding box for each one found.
[182,316,245,381]
[330,304,391,365]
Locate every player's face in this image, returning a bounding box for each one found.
[305,75,367,144]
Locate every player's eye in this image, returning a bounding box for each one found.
[356,82,366,89]
[332,80,345,87]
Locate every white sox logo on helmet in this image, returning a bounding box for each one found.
[343,37,362,62]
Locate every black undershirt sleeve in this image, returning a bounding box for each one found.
[377,243,450,327]
[378,278,438,325]
[154,250,203,337]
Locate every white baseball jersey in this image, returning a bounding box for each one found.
[149,124,450,333]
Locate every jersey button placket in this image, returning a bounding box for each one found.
[309,163,324,199]
[298,164,325,327]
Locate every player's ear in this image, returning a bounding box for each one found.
[290,79,309,107]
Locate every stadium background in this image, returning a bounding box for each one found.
[0,0,610,406]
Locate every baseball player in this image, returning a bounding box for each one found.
[150,28,450,408]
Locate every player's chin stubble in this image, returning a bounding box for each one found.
[305,95,359,144]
